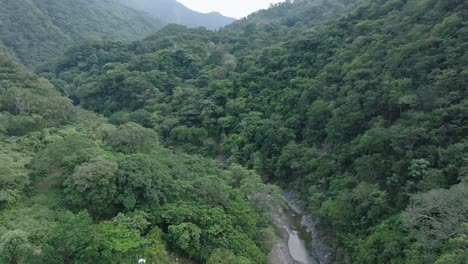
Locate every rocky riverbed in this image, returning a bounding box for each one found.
[268,192,339,264]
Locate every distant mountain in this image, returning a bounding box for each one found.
[0,0,163,66]
[118,0,236,30]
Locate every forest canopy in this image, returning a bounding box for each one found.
[1,0,467,263]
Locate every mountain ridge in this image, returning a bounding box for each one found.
[118,0,236,30]
[0,0,164,66]
[0,0,237,67]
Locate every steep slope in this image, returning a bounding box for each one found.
[0,53,275,263]
[119,0,236,30]
[0,52,78,132]
[219,0,364,53]
[0,0,163,66]
[42,0,468,262]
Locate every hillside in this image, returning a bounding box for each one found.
[41,0,468,262]
[0,0,466,263]
[0,0,163,66]
[0,48,277,263]
[119,0,236,30]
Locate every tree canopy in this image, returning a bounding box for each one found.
[1,0,467,263]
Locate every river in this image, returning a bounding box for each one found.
[282,204,319,264]
[269,192,336,264]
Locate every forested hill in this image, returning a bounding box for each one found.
[0,49,277,263]
[118,0,236,30]
[41,0,468,262]
[0,0,164,66]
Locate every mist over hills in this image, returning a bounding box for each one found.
[118,0,236,30]
[0,0,235,67]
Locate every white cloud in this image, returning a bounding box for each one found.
[176,0,286,19]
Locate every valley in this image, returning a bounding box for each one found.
[0,0,466,263]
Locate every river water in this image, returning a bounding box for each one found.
[269,190,337,264]
[282,203,319,264]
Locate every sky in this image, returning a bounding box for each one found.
[176,0,286,19]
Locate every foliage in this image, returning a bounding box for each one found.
[0,53,77,130]
[64,159,119,217]
[39,0,468,260]
[0,0,163,66]
[434,224,468,264]
[168,222,202,258]
[0,230,32,264]
[0,141,31,208]
[28,134,100,177]
[77,222,144,263]
[116,154,169,211]
[107,123,159,153]
[0,44,275,263]
[402,183,468,240]
[207,249,253,264]
[112,211,150,235]
[1,0,467,263]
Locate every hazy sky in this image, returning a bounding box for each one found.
[176,0,286,19]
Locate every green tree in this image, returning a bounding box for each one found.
[77,222,143,264]
[63,159,119,217]
[141,227,171,264]
[0,230,32,264]
[29,134,99,177]
[434,224,468,264]
[168,222,202,259]
[107,123,158,153]
[320,182,388,233]
[112,211,150,235]
[207,249,253,264]
[0,156,30,207]
[46,211,94,262]
[116,154,169,211]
